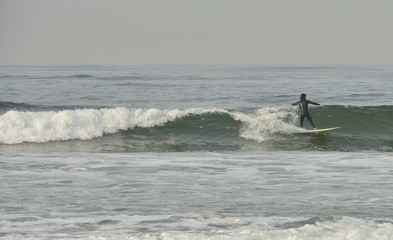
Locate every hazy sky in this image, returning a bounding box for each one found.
[1,0,393,65]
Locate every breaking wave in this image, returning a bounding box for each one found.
[0,105,392,152]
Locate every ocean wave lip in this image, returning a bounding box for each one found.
[0,106,302,145]
[0,107,228,144]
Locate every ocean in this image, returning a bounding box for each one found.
[0,65,392,239]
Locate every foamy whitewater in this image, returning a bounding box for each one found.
[1,65,392,239]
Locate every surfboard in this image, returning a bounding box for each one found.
[301,126,341,134]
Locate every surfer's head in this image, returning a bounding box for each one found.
[300,93,306,100]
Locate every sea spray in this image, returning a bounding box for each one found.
[231,107,301,142]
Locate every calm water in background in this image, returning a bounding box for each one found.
[0,65,392,239]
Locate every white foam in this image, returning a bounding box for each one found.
[230,107,301,142]
[0,108,227,144]
[6,216,392,240]
[90,218,393,240]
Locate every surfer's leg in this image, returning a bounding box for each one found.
[306,114,316,128]
[300,114,305,127]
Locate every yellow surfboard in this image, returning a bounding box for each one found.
[305,126,341,133]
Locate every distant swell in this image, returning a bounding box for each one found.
[0,101,34,109]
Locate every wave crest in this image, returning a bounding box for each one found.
[0,108,227,144]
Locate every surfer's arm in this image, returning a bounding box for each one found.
[308,100,321,106]
[308,101,325,108]
[291,101,299,106]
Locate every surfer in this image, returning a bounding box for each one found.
[292,93,324,130]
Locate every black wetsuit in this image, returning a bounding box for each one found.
[292,100,320,128]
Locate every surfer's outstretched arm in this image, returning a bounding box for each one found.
[308,100,324,108]
[292,101,300,106]
[307,100,320,105]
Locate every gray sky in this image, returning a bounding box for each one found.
[1,0,393,65]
